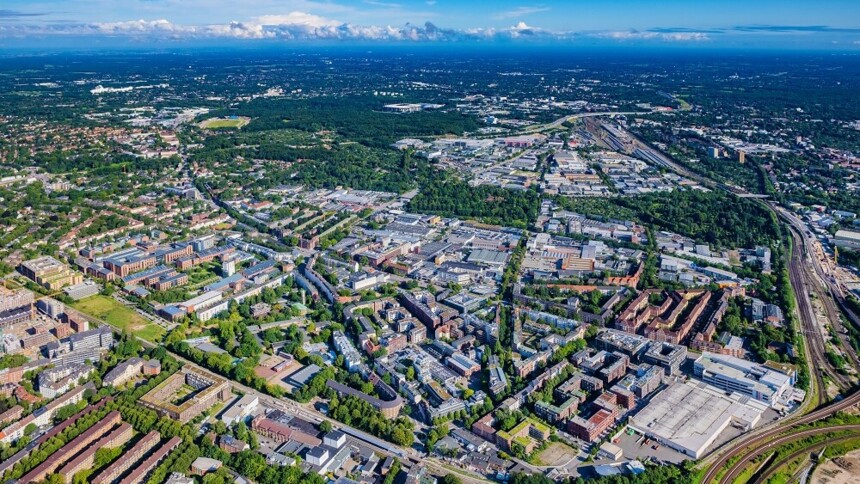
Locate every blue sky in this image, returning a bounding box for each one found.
[1,0,859,49]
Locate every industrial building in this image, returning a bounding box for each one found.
[628,381,766,458]
[834,229,860,250]
[693,352,796,407]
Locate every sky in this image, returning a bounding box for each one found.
[1,0,859,50]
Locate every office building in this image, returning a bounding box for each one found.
[694,352,795,407]
[19,256,83,290]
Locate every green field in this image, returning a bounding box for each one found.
[71,295,164,342]
[200,117,249,129]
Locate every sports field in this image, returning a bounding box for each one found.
[199,116,250,129]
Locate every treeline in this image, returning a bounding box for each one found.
[197,438,324,484]
[329,394,415,447]
[29,150,175,174]
[168,339,284,398]
[193,131,435,193]
[508,460,696,484]
[409,181,540,229]
[557,189,780,249]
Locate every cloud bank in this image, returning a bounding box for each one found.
[0,12,715,43]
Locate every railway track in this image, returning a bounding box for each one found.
[788,228,854,393]
[611,124,860,482]
[751,433,860,484]
[718,425,860,484]
[701,390,860,483]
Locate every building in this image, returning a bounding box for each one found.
[835,230,860,250]
[120,436,182,484]
[629,381,766,458]
[568,408,616,443]
[384,103,423,113]
[58,422,134,481]
[326,377,404,419]
[251,410,322,446]
[91,430,162,484]
[45,326,115,365]
[19,256,83,290]
[250,302,271,319]
[19,409,122,482]
[643,341,687,376]
[0,383,91,444]
[37,362,94,399]
[332,330,362,372]
[63,281,100,301]
[496,418,551,454]
[599,442,624,461]
[306,446,330,466]
[446,353,481,377]
[0,287,35,328]
[140,367,230,423]
[103,357,146,388]
[220,434,250,453]
[103,252,157,277]
[36,298,64,320]
[0,404,23,425]
[324,430,347,449]
[220,394,259,425]
[190,457,222,476]
[694,352,795,407]
[534,396,578,423]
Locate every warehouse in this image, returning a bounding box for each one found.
[628,381,767,458]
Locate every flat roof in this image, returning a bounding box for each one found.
[836,230,860,242]
[628,381,765,458]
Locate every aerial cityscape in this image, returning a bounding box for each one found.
[1,2,860,484]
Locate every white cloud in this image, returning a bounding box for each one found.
[593,30,710,41]
[256,12,341,28]
[0,14,710,43]
[493,6,550,20]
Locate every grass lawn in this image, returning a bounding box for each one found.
[71,295,164,342]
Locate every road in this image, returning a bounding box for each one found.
[595,122,860,479]
[78,302,494,483]
[517,111,648,134]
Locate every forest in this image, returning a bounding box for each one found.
[409,181,541,229]
[557,189,780,249]
[209,95,479,147]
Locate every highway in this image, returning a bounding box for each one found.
[519,110,647,134]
